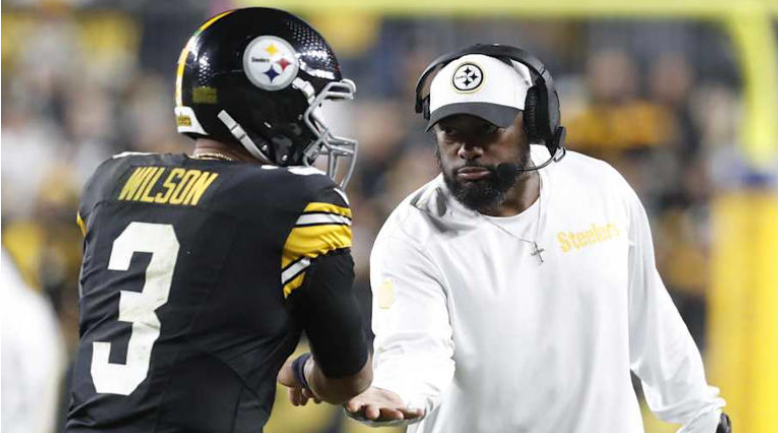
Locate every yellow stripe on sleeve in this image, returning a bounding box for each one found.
[281,223,352,297]
[302,202,352,219]
[76,212,86,236]
[283,273,307,298]
[282,224,352,268]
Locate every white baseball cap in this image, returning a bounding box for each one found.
[427,54,533,131]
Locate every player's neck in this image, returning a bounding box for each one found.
[192,138,259,163]
[479,170,540,217]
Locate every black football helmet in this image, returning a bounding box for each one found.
[174,8,357,187]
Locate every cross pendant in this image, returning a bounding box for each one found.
[530,242,545,264]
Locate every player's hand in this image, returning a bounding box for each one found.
[344,387,424,424]
[277,356,322,406]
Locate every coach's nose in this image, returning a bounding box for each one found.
[457,141,484,160]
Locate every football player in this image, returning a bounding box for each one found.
[66,8,372,432]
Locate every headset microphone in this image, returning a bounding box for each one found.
[495,162,524,181]
[494,148,561,181]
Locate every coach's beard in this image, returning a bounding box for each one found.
[438,151,529,213]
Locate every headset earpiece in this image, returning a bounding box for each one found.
[422,97,431,121]
[523,86,540,142]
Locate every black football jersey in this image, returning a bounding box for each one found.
[67,153,356,433]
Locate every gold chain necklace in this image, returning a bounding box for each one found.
[191,152,235,162]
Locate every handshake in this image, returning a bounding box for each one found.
[278,353,733,432]
[277,353,425,426]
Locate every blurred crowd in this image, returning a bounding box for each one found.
[1,2,746,433]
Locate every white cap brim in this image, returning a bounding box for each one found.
[426,103,521,131]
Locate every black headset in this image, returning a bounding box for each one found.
[415,43,567,162]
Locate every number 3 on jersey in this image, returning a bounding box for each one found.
[91,222,180,395]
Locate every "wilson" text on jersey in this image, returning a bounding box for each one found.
[118,166,219,206]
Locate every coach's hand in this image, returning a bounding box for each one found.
[277,356,321,406]
[344,387,424,424]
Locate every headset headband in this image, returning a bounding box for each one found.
[414,43,566,161]
[414,44,553,114]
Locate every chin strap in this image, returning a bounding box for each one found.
[217,110,272,164]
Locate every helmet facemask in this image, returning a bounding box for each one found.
[299,79,358,189]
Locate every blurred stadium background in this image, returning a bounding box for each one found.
[2,0,777,432]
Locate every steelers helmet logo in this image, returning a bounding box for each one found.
[452,62,484,92]
[243,35,300,91]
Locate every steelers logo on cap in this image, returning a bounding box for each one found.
[243,35,300,91]
[452,62,484,92]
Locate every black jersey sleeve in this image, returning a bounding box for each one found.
[289,250,368,377]
[282,180,368,377]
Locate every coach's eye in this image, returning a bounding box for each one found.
[438,126,457,136]
[481,124,498,135]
